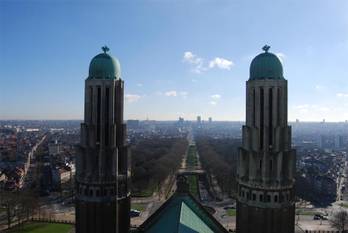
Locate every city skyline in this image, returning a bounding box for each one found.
[2,1,348,121]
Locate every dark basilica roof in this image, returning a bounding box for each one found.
[137,175,228,233]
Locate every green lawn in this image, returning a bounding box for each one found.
[187,175,199,197]
[186,146,199,198]
[296,209,317,216]
[131,203,146,211]
[341,203,348,208]
[226,209,236,216]
[132,184,156,197]
[187,145,198,167]
[8,222,72,233]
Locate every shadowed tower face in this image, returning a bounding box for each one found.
[75,47,131,233]
[236,46,296,233]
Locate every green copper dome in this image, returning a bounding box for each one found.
[88,46,121,79]
[249,45,284,80]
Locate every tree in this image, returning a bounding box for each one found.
[0,190,39,228]
[195,137,239,196]
[1,190,19,228]
[330,210,348,232]
[20,190,39,221]
[131,137,188,196]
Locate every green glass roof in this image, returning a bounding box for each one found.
[88,48,121,80]
[145,200,214,233]
[179,202,214,233]
[249,49,284,80]
[140,194,227,233]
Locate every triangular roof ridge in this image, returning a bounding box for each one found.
[138,192,228,233]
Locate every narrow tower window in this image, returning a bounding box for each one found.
[105,87,110,146]
[277,88,281,125]
[260,88,264,149]
[97,86,101,143]
[269,88,273,147]
[253,88,256,126]
[89,87,93,123]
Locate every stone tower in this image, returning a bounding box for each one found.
[236,46,296,233]
[75,47,131,233]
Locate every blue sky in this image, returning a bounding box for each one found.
[1,0,348,121]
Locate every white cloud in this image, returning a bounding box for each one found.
[183,51,201,64]
[209,57,234,70]
[293,104,310,110]
[293,104,330,113]
[137,83,143,87]
[125,94,141,103]
[157,90,188,98]
[165,91,177,97]
[209,94,222,105]
[337,93,348,98]
[290,103,341,121]
[319,107,330,112]
[183,51,205,74]
[315,85,325,91]
[183,51,234,74]
[211,94,221,100]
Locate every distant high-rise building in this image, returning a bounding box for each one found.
[177,117,185,128]
[236,46,296,233]
[335,135,344,149]
[295,119,299,123]
[197,116,202,124]
[208,117,212,123]
[75,47,130,233]
[48,140,60,156]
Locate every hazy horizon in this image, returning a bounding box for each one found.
[1,118,347,124]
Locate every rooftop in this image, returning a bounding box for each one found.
[249,45,284,80]
[88,46,121,80]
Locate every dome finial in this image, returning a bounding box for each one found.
[262,45,270,53]
[89,47,121,79]
[102,45,110,54]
